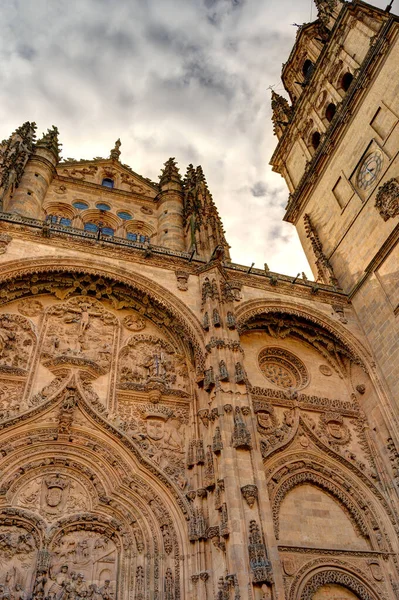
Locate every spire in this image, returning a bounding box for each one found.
[36,126,61,160]
[110,138,121,161]
[182,163,230,261]
[271,91,292,138]
[159,157,182,188]
[0,121,37,201]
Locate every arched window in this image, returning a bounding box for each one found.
[60,217,72,227]
[96,202,111,211]
[302,59,314,81]
[341,72,353,92]
[84,222,98,233]
[102,178,114,189]
[311,131,321,150]
[101,227,114,237]
[325,103,336,122]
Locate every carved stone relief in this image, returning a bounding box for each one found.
[15,474,89,520]
[375,178,399,221]
[0,314,35,375]
[41,297,118,375]
[0,525,38,597]
[18,299,44,318]
[115,400,188,489]
[50,532,117,598]
[118,335,189,395]
[122,313,146,332]
[0,380,27,418]
[258,347,309,390]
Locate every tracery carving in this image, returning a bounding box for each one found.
[270,468,370,540]
[118,335,189,394]
[42,298,118,375]
[0,314,35,375]
[0,261,206,374]
[298,568,378,600]
[258,347,308,390]
[374,178,399,221]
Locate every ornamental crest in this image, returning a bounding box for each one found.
[375,178,399,221]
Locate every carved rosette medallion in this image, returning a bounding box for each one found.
[122,313,146,332]
[375,177,399,221]
[258,347,309,390]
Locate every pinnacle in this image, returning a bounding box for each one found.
[159,157,182,187]
[36,125,61,159]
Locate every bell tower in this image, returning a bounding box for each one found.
[270,1,399,442]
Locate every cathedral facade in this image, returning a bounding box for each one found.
[0,1,398,599]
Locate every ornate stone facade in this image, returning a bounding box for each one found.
[0,2,398,599]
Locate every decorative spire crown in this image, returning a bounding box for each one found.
[36,126,61,159]
[159,157,182,188]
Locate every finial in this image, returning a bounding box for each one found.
[159,157,182,188]
[36,126,61,159]
[110,138,121,161]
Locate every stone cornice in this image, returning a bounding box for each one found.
[55,175,157,205]
[0,211,351,307]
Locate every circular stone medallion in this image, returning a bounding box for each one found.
[258,347,309,390]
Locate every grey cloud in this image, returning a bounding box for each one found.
[4,0,390,276]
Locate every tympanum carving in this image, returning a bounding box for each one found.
[118,335,189,395]
[50,532,117,599]
[41,298,118,375]
[0,525,37,598]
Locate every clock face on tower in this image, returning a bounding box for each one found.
[357,151,383,190]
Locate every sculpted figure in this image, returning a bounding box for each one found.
[48,565,70,600]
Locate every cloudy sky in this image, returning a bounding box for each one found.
[0,0,389,276]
